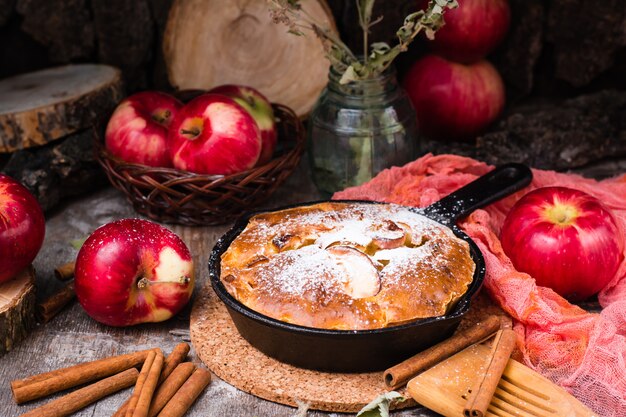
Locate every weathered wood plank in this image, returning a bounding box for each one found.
[0,64,123,152]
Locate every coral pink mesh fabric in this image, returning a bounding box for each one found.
[334,154,626,416]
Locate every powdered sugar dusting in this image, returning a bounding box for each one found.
[256,245,343,298]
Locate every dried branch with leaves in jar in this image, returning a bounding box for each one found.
[268,0,458,84]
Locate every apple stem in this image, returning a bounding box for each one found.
[136,276,191,289]
[151,110,171,125]
[180,128,200,138]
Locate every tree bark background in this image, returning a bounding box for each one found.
[1,0,623,95]
[0,0,624,189]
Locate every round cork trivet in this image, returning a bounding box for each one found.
[190,285,415,413]
[190,285,508,413]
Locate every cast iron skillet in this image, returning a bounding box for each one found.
[209,163,532,372]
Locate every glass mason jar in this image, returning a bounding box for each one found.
[307,67,419,196]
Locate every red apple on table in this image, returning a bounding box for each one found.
[168,93,262,175]
[0,174,45,283]
[208,85,277,165]
[105,91,183,167]
[74,218,194,326]
[419,0,511,63]
[403,54,505,141]
[500,187,624,301]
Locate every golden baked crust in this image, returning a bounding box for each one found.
[220,202,475,330]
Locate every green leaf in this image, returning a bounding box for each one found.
[286,0,302,9]
[70,237,87,250]
[357,0,376,27]
[370,42,390,56]
[356,392,406,417]
[339,65,359,84]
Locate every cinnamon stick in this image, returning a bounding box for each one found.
[54,262,75,281]
[156,368,212,417]
[159,343,190,384]
[134,350,164,417]
[113,343,190,417]
[148,363,196,417]
[11,348,155,404]
[36,281,76,323]
[18,368,139,417]
[463,329,517,417]
[124,350,157,417]
[383,315,502,390]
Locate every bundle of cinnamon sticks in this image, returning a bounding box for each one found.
[10,342,211,417]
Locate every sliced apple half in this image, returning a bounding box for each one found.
[326,245,381,299]
[316,221,372,250]
[370,220,407,250]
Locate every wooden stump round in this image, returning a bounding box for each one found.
[0,267,36,355]
[163,0,335,117]
[0,64,123,152]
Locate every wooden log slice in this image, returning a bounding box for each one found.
[0,266,36,355]
[0,64,123,153]
[163,0,335,117]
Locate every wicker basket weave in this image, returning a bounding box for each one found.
[95,103,305,226]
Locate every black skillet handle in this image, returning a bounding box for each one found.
[422,163,533,226]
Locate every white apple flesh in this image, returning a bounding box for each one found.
[370,220,407,250]
[327,245,381,299]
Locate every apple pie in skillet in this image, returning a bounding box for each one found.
[220,201,475,331]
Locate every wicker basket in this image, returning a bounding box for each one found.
[95,103,305,226]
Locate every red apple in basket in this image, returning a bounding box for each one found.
[403,54,505,141]
[168,93,262,175]
[105,91,183,167]
[74,218,194,326]
[500,187,624,301]
[419,0,511,63]
[0,174,45,283]
[209,85,277,165]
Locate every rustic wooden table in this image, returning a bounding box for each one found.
[0,162,436,417]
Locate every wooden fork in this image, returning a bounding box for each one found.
[407,344,597,417]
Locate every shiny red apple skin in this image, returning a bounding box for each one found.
[208,85,277,165]
[403,55,505,140]
[0,174,45,283]
[105,91,183,167]
[500,187,623,301]
[420,0,510,63]
[74,218,194,326]
[168,93,262,175]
